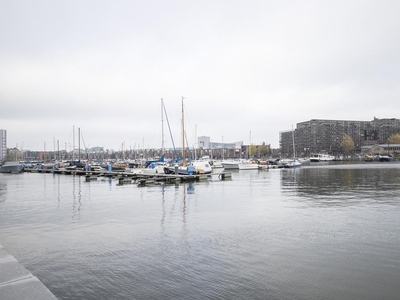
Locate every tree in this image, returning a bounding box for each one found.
[259,142,270,158]
[249,144,257,158]
[340,134,355,155]
[388,133,400,144]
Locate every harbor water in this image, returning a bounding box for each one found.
[1,163,400,300]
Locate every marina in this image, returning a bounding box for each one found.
[1,162,400,300]
[22,166,232,184]
[2,2,400,299]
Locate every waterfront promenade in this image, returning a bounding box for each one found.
[0,244,57,300]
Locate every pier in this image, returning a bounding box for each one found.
[23,168,232,184]
[0,244,57,300]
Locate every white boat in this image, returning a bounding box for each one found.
[238,130,258,170]
[192,160,213,173]
[164,97,212,175]
[284,159,302,168]
[89,164,107,173]
[210,160,224,169]
[142,162,170,175]
[238,160,259,170]
[310,153,335,162]
[201,156,223,169]
[282,127,302,169]
[140,100,172,175]
[378,155,395,162]
[0,161,23,173]
[164,160,212,175]
[221,160,241,169]
[298,158,310,164]
[139,154,169,175]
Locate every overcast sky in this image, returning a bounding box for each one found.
[1,0,399,152]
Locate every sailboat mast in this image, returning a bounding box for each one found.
[182,96,186,167]
[72,125,75,161]
[249,130,251,159]
[161,98,165,156]
[292,125,296,158]
[210,138,213,159]
[222,135,224,160]
[78,127,81,162]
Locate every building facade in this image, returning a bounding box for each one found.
[280,117,400,158]
[197,136,242,151]
[0,129,6,161]
[361,144,400,156]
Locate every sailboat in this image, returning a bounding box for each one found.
[238,130,259,170]
[164,97,212,175]
[140,99,169,174]
[284,127,302,168]
[66,127,86,170]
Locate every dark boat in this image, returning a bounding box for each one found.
[0,161,23,173]
[378,155,394,162]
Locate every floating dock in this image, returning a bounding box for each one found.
[0,244,57,300]
[23,168,232,184]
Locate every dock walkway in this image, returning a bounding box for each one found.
[0,244,58,300]
[23,168,232,184]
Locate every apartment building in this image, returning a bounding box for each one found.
[280,117,400,158]
[0,129,6,161]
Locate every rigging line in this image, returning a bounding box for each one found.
[80,131,87,149]
[162,100,178,160]
[79,130,90,159]
[182,102,196,145]
[184,130,192,160]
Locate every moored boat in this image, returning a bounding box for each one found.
[164,160,212,175]
[141,162,169,175]
[65,160,86,170]
[221,160,241,170]
[0,161,23,173]
[284,159,302,168]
[238,160,259,170]
[378,155,395,162]
[310,153,335,162]
[111,161,129,172]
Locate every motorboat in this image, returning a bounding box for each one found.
[297,158,310,164]
[378,155,395,162]
[210,160,224,169]
[238,160,259,170]
[310,153,335,162]
[65,160,86,170]
[164,160,212,175]
[111,161,128,172]
[284,159,302,168]
[89,164,107,172]
[221,159,241,169]
[0,161,23,173]
[141,162,169,175]
[192,160,213,173]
